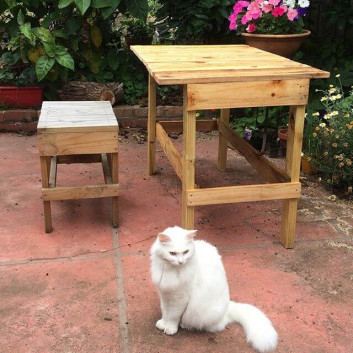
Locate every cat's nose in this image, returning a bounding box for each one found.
[178,259,184,264]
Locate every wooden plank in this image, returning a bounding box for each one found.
[187,182,301,206]
[148,74,157,175]
[101,154,113,184]
[218,109,230,171]
[49,156,57,188]
[218,120,290,183]
[110,152,119,228]
[42,184,119,201]
[37,131,119,156]
[40,156,52,233]
[57,154,102,164]
[187,79,309,110]
[281,105,306,248]
[38,101,118,132]
[159,119,218,133]
[131,45,329,85]
[182,85,196,229]
[156,122,183,181]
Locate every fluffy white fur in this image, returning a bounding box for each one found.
[150,226,278,353]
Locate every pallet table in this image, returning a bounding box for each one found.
[131,45,329,248]
[37,101,119,233]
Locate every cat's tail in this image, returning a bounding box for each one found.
[227,301,278,353]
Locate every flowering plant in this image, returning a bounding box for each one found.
[228,0,310,34]
[309,77,353,194]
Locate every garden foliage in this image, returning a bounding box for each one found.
[0,0,149,96]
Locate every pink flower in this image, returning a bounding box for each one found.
[241,14,249,24]
[229,21,238,30]
[233,3,244,14]
[269,0,281,5]
[247,23,256,32]
[228,13,237,22]
[272,6,285,17]
[287,8,298,21]
[262,4,273,13]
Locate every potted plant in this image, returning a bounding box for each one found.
[122,17,154,48]
[229,0,311,58]
[0,52,43,108]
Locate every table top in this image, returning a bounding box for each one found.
[37,101,118,133]
[131,45,329,85]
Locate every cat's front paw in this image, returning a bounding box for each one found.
[156,319,166,331]
[156,319,178,335]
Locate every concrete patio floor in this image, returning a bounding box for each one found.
[0,130,352,353]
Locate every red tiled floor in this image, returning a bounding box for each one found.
[0,257,119,353]
[0,132,352,353]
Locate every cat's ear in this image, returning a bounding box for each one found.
[186,230,197,239]
[158,233,171,243]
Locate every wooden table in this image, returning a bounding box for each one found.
[131,45,329,248]
[37,101,119,232]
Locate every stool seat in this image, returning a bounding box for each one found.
[37,101,119,233]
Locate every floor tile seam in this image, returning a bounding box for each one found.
[0,173,40,179]
[0,252,113,267]
[111,227,130,353]
[118,236,352,258]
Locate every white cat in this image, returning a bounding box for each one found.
[150,226,278,353]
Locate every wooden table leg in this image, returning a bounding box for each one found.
[182,85,196,229]
[218,108,230,171]
[40,155,52,233]
[111,152,119,227]
[148,74,157,175]
[280,105,306,248]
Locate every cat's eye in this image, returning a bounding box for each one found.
[183,250,189,255]
[169,252,176,256]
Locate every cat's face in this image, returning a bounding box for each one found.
[156,226,197,267]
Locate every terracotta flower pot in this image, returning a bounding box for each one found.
[241,30,311,58]
[301,157,314,175]
[278,128,288,148]
[0,86,43,108]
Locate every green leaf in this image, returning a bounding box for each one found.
[19,23,36,46]
[43,42,57,57]
[32,27,54,43]
[58,0,74,8]
[108,49,119,70]
[52,29,68,39]
[101,5,118,18]
[35,56,55,81]
[74,0,91,15]
[64,17,82,35]
[124,0,148,20]
[17,9,25,25]
[91,0,119,8]
[5,0,16,9]
[55,52,75,70]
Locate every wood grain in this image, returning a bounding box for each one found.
[131,45,329,85]
[187,182,301,206]
[187,79,309,110]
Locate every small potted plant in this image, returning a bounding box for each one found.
[123,17,154,48]
[228,0,311,58]
[0,52,43,108]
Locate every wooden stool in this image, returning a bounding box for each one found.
[37,101,119,233]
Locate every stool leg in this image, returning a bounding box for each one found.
[40,156,52,233]
[182,85,196,230]
[148,74,157,175]
[280,105,305,248]
[218,108,230,171]
[111,152,119,227]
